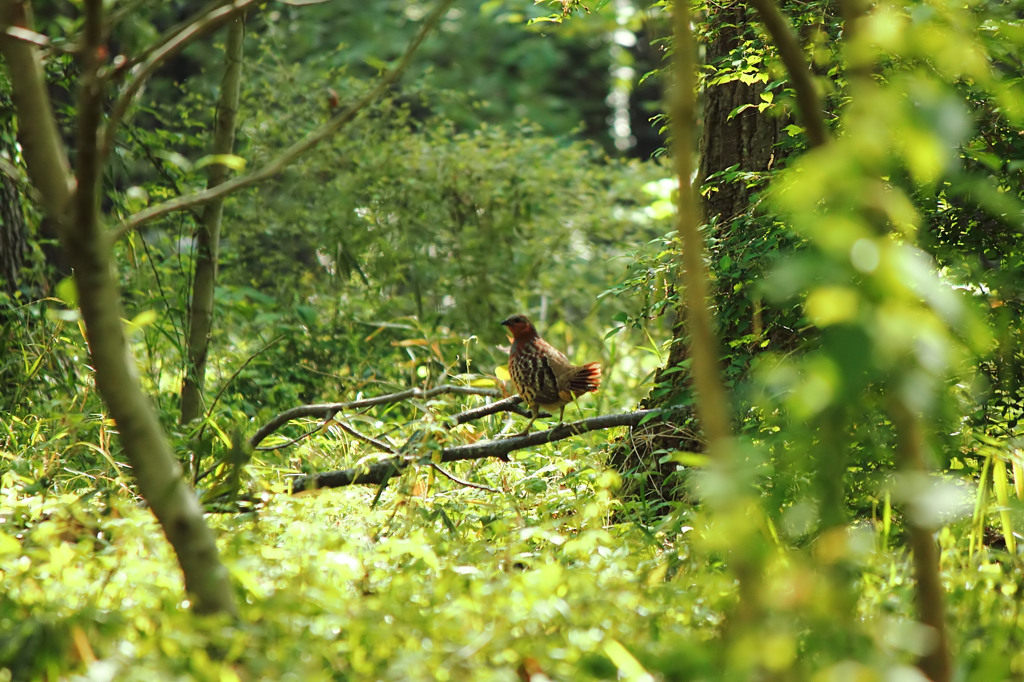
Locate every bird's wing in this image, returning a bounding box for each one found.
[533,341,570,404]
[542,345,580,395]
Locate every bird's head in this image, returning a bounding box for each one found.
[500,314,537,339]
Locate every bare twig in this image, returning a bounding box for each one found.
[334,420,396,453]
[250,384,503,447]
[426,461,499,493]
[113,0,455,239]
[200,335,283,433]
[289,409,664,493]
[252,425,321,452]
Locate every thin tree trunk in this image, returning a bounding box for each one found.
[890,398,953,682]
[672,0,770,639]
[670,2,731,450]
[2,0,450,617]
[1,0,238,616]
[181,16,245,425]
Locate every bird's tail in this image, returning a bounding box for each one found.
[568,362,602,395]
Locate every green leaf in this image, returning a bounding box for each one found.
[195,154,248,171]
[129,309,158,329]
[55,276,78,306]
[0,530,20,555]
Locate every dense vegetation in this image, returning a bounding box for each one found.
[2,0,1024,680]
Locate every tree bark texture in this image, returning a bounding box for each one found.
[181,16,245,425]
[612,7,784,498]
[698,6,786,222]
[0,173,26,293]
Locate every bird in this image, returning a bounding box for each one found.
[500,314,602,434]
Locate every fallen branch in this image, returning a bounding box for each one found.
[426,461,499,493]
[289,408,663,493]
[249,384,503,448]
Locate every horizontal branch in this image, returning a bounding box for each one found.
[249,384,503,448]
[289,408,664,493]
[112,0,454,240]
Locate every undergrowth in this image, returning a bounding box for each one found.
[2,428,1024,681]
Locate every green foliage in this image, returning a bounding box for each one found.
[252,0,617,145]
[4,447,1024,680]
[7,0,1024,678]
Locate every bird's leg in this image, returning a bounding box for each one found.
[557,405,566,426]
[518,407,539,436]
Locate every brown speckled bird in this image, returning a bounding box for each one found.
[501,314,602,433]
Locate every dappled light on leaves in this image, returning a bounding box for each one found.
[3,0,1024,678]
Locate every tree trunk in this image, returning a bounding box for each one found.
[890,398,953,682]
[658,2,785,388]
[3,0,449,615]
[0,173,26,294]
[611,6,784,499]
[698,10,785,221]
[181,16,245,427]
[0,0,238,616]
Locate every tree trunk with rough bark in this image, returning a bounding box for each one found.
[0,173,26,294]
[611,6,784,500]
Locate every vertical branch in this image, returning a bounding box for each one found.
[73,0,237,618]
[816,406,849,529]
[76,1,103,233]
[181,15,246,427]
[890,398,953,682]
[839,0,874,80]
[0,0,73,216]
[670,0,732,448]
[100,0,257,163]
[671,0,764,640]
